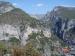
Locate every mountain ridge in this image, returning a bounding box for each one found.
[42,6,75,45]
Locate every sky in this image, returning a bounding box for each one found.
[1,0,75,14]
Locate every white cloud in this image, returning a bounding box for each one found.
[36,3,44,7]
[57,5,75,7]
[13,3,17,6]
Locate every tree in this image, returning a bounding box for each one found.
[8,37,20,45]
[24,42,42,56]
[11,42,42,56]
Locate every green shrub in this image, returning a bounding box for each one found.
[8,37,20,45]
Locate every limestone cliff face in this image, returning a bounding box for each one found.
[43,6,75,45]
[0,1,52,46]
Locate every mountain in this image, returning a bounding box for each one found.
[30,14,45,20]
[0,1,42,45]
[0,1,64,56]
[53,6,75,19]
[0,8,39,26]
[0,1,74,56]
[0,1,14,14]
[43,6,75,45]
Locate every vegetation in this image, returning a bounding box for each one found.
[8,37,20,45]
[24,42,42,56]
[11,42,42,56]
[54,6,75,19]
[61,9,75,19]
[0,42,7,56]
[0,8,40,28]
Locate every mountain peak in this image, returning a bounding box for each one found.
[0,1,14,14]
[50,6,75,19]
[53,6,75,11]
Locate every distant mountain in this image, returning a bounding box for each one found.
[30,14,45,19]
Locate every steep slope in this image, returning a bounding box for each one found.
[0,1,42,46]
[53,6,75,19]
[43,6,75,45]
[0,8,38,27]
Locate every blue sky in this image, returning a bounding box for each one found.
[2,0,75,14]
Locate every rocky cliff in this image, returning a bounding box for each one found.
[43,6,75,45]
